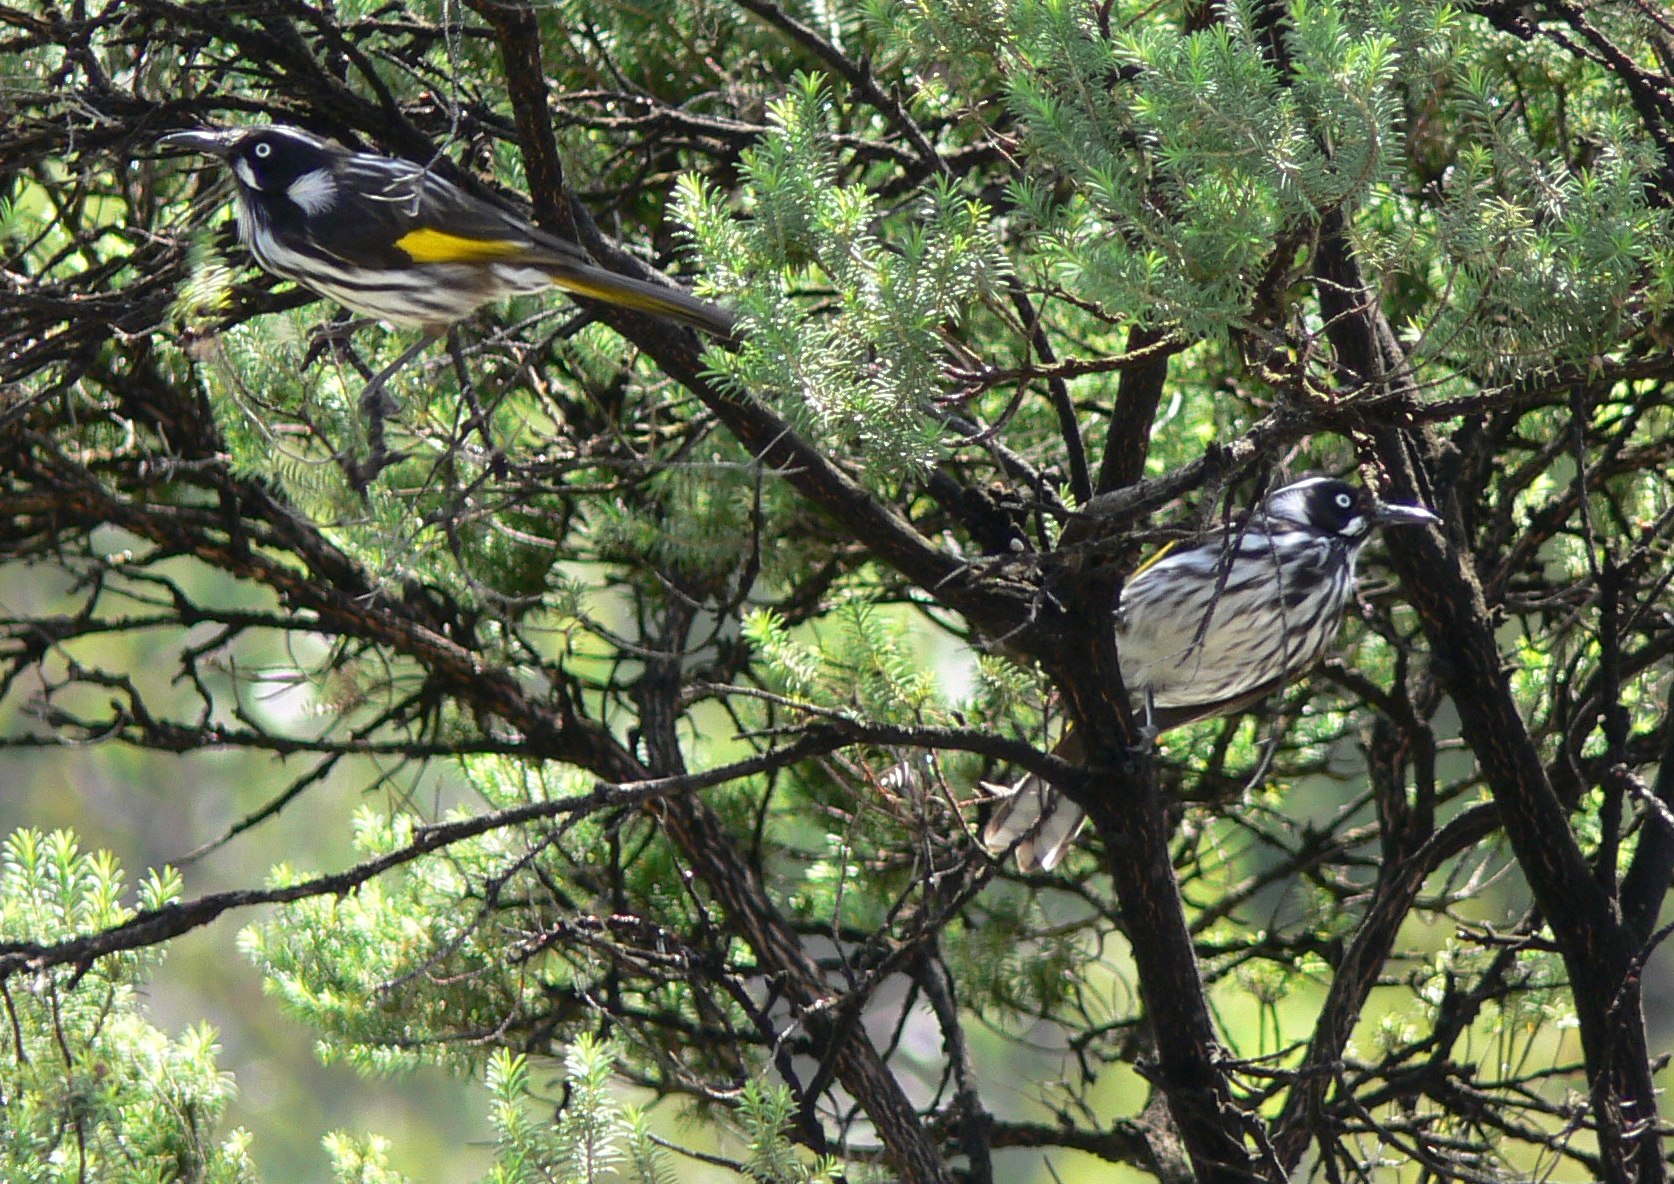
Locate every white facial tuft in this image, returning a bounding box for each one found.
[234,158,258,190]
[285,168,338,215]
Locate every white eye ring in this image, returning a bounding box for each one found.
[1335,493,1353,509]
[254,142,272,158]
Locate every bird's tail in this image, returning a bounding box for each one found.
[982,731,1086,872]
[541,260,736,339]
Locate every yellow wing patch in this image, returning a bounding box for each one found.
[395,227,528,264]
[1128,539,1178,579]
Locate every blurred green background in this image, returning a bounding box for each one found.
[5,551,1671,1182]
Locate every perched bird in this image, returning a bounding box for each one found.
[158,124,735,415]
[985,476,1438,872]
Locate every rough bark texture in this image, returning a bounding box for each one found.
[6,1,1674,1180]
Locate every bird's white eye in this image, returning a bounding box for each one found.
[1335,493,1353,509]
[253,142,272,159]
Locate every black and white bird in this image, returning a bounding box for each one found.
[985,476,1437,871]
[159,124,735,340]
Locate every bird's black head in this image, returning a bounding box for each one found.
[1261,477,1437,540]
[159,125,341,205]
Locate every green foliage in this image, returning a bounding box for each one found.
[10,0,1674,1178]
[742,604,945,723]
[1415,96,1669,370]
[480,1044,844,1184]
[989,0,1412,334]
[738,1082,844,1184]
[323,1133,416,1184]
[484,1041,657,1184]
[172,237,237,325]
[680,77,1009,477]
[0,831,254,1184]
[240,809,562,1078]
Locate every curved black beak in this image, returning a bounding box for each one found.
[158,128,238,158]
[1371,500,1440,528]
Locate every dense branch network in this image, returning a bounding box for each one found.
[4,1,1674,1182]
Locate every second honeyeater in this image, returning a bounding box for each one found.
[159,124,736,341]
[985,477,1438,872]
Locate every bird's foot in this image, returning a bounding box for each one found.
[1135,691,1160,749]
[302,317,371,371]
[342,379,406,492]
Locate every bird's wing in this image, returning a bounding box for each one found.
[324,154,735,336]
[403,168,595,269]
[1116,542,1235,674]
[299,154,588,271]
